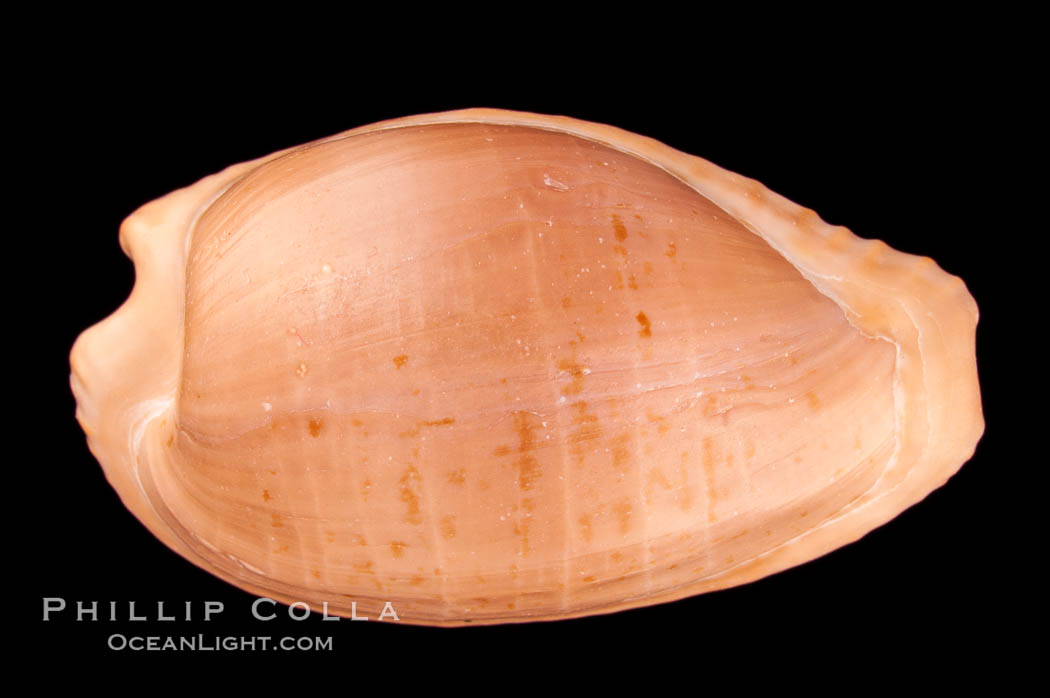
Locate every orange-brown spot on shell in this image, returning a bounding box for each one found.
[569,401,602,448]
[679,451,695,511]
[513,412,542,491]
[647,410,671,434]
[447,468,466,484]
[702,437,718,523]
[806,391,821,410]
[399,466,423,525]
[513,498,535,556]
[389,541,407,558]
[440,515,457,540]
[308,417,323,437]
[393,354,409,369]
[262,489,272,501]
[612,214,628,242]
[647,468,673,504]
[400,417,455,438]
[611,433,631,471]
[422,417,455,427]
[636,311,652,338]
[615,498,633,534]
[579,513,594,542]
[557,357,587,396]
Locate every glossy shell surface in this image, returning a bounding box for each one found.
[70,109,983,625]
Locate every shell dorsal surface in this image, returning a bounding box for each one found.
[71,110,983,625]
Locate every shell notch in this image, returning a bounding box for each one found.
[70,108,983,626]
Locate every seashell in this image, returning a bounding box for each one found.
[70,108,983,626]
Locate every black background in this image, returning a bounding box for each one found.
[22,34,1016,673]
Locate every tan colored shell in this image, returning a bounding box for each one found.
[70,109,983,625]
